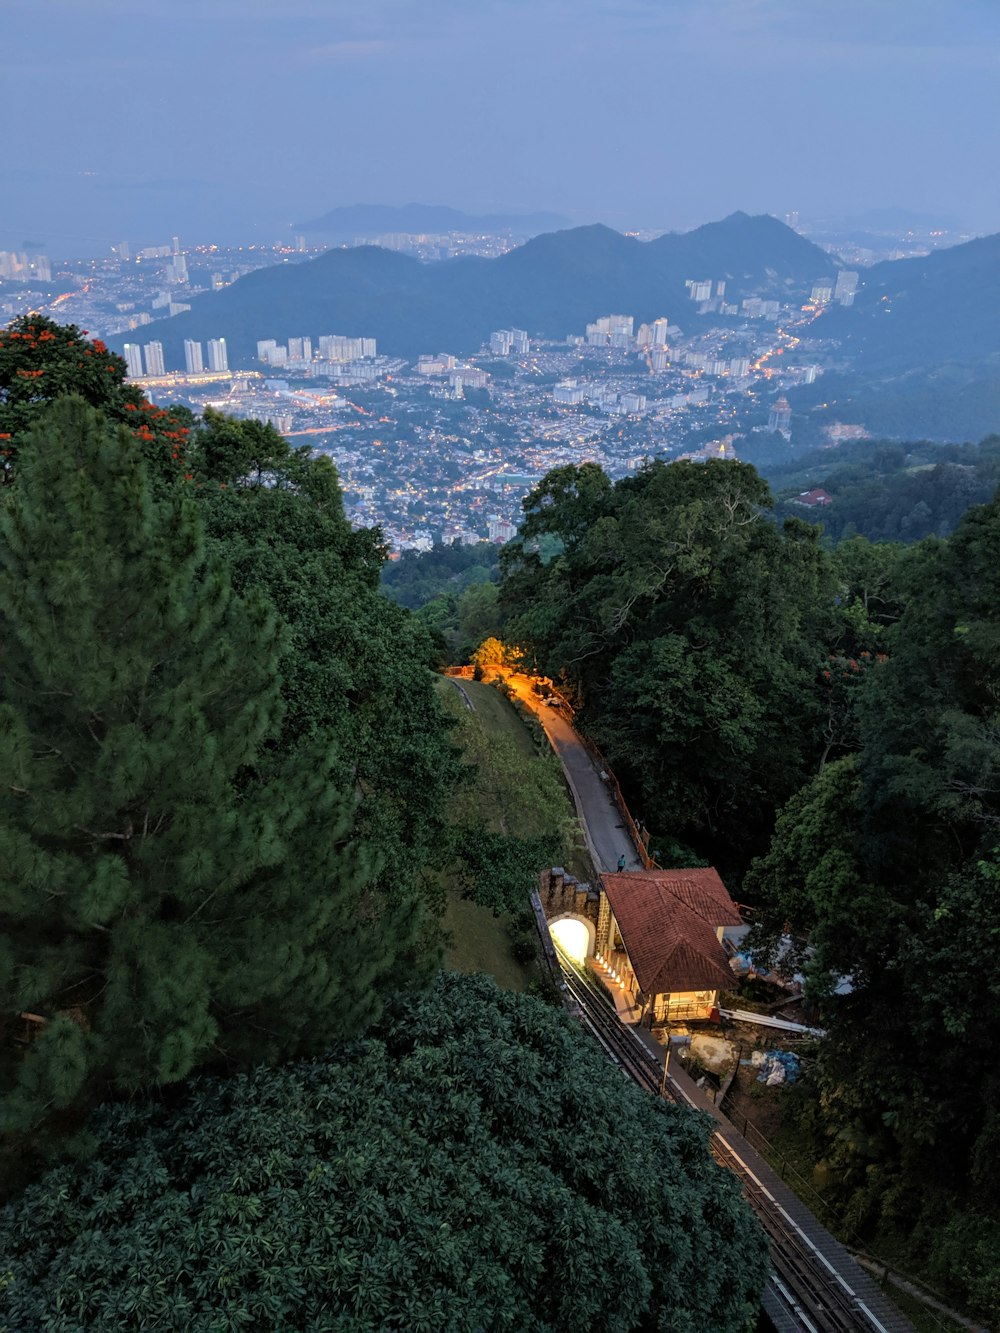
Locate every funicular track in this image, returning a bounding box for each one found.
[557,953,909,1333]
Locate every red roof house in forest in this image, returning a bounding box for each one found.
[793,488,833,508]
[596,868,743,1024]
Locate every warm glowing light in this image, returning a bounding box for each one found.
[549,918,590,965]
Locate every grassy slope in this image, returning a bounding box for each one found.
[437,677,593,989]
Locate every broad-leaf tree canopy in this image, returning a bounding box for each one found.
[0,974,768,1333]
[500,459,837,869]
[744,492,1000,1324]
[0,315,192,486]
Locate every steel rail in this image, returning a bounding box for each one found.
[557,954,900,1333]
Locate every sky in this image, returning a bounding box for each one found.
[3,0,999,256]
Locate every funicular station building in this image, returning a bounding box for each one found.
[540,865,746,1027]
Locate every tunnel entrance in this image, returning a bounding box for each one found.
[548,914,595,965]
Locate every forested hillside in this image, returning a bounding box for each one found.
[764,432,1000,541]
[122,211,834,368]
[496,456,1000,1323]
[0,318,767,1329]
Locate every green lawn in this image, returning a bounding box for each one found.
[443,890,538,992]
[444,677,537,757]
[436,676,593,988]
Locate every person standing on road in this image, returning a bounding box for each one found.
[617,853,627,872]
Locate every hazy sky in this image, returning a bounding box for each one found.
[3,0,999,255]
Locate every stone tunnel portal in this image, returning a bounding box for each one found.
[548,914,595,966]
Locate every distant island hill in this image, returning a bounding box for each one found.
[116,212,1000,389]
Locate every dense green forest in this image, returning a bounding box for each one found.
[0,976,768,1330]
[0,317,766,1329]
[495,457,1000,1322]
[382,540,505,664]
[763,432,1000,542]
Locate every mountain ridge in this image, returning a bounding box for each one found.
[123,213,836,368]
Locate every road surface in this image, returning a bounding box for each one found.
[506,676,643,875]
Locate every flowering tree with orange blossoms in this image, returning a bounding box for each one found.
[0,315,192,486]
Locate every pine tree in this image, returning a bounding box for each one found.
[0,399,401,1135]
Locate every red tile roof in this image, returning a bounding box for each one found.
[601,868,741,996]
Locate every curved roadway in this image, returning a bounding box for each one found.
[506,675,643,874]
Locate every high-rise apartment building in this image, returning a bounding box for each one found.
[207,338,228,373]
[768,396,792,435]
[123,343,144,377]
[834,270,859,306]
[143,341,165,377]
[184,339,204,374]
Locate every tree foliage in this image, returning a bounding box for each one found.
[0,974,768,1332]
[0,315,192,486]
[0,400,425,1137]
[381,538,501,611]
[191,415,462,938]
[745,491,1000,1321]
[500,459,837,867]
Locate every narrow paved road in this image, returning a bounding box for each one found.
[506,676,643,875]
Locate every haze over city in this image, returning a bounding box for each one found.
[4,0,999,254]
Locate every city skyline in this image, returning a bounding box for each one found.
[3,0,999,256]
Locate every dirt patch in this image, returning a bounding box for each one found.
[718,1020,815,1142]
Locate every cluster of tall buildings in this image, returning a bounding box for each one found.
[488,328,530,356]
[740,297,782,320]
[635,319,670,347]
[682,352,751,378]
[122,338,228,378]
[257,334,377,367]
[686,280,726,303]
[552,379,647,414]
[566,313,671,366]
[416,352,489,394]
[810,271,859,307]
[487,514,517,543]
[585,314,635,348]
[0,251,51,281]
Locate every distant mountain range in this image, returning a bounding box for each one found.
[786,231,1000,441]
[294,204,571,236]
[820,231,1000,370]
[116,212,1000,442]
[124,212,837,369]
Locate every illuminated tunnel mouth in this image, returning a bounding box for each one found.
[549,917,591,965]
